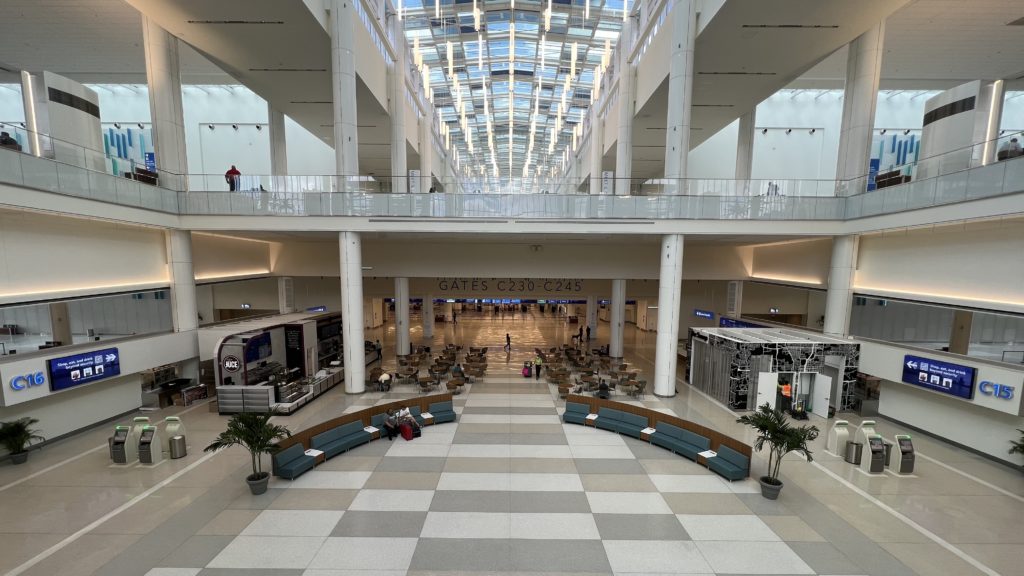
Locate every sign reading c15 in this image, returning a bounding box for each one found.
[979,381,1015,400]
[9,372,46,391]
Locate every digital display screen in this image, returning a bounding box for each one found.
[113,430,127,442]
[718,317,763,328]
[244,332,273,364]
[317,321,341,340]
[694,309,714,319]
[900,354,975,399]
[898,438,913,451]
[48,347,121,391]
[868,436,884,451]
[140,429,154,443]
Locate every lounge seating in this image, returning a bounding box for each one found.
[562,401,590,425]
[650,422,710,461]
[428,400,457,423]
[272,443,316,479]
[310,421,372,459]
[707,444,750,481]
[593,407,648,438]
[370,412,387,428]
[408,405,426,426]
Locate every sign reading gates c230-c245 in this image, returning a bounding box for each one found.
[900,354,976,400]
[436,278,584,293]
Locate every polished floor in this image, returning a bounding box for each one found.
[0,311,1021,576]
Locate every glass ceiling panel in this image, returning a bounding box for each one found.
[401,0,625,178]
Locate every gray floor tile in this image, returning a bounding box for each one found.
[661,492,753,515]
[511,539,611,572]
[410,538,514,572]
[226,489,283,510]
[267,489,358,511]
[593,513,690,540]
[344,439,395,456]
[198,570,304,576]
[509,491,592,513]
[376,456,448,472]
[160,535,234,568]
[573,459,647,475]
[580,473,657,492]
[736,493,795,516]
[509,433,569,445]
[430,490,513,512]
[623,438,676,459]
[510,458,578,473]
[452,433,512,444]
[330,510,428,537]
[444,457,512,472]
[788,541,866,575]
[364,471,441,490]
[462,406,558,415]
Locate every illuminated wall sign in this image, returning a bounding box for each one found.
[694,309,714,320]
[306,306,327,312]
[48,347,121,392]
[222,355,241,373]
[436,278,584,293]
[719,317,763,328]
[900,355,975,400]
[9,372,46,391]
[979,380,1015,400]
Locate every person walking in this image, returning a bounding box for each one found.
[577,326,584,346]
[586,325,591,342]
[225,165,241,191]
[375,339,383,363]
[505,333,511,352]
[533,353,543,380]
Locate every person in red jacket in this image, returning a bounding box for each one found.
[225,165,241,191]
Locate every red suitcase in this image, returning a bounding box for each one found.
[400,422,414,441]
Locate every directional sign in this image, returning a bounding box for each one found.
[900,354,975,400]
[48,347,121,392]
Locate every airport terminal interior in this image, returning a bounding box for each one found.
[0,1,1022,575]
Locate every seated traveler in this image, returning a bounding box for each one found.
[382,409,400,440]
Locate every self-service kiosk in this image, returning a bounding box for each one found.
[892,434,915,475]
[138,425,164,465]
[126,416,150,460]
[853,420,877,446]
[164,416,185,452]
[826,420,849,455]
[862,434,886,474]
[110,426,133,464]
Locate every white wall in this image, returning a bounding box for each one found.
[742,282,812,316]
[750,238,832,287]
[191,233,271,281]
[209,277,279,311]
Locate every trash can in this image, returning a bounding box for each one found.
[169,435,187,459]
[845,441,863,465]
[883,442,893,467]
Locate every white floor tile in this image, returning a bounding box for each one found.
[283,471,372,490]
[564,432,627,446]
[437,472,510,491]
[509,472,583,491]
[511,513,600,539]
[570,445,636,459]
[415,431,457,445]
[509,414,562,424]
[509,444,573,458]
[724,477,763,493]
[241,510,344,537]
[348,489,435,511]
[143,570,200,576]
[302,571,407,576]
[207,536,326,569]
[586,492,673,514]
[458,414,512,424]
[308,537,418,570]
[448,444,510,458]
[696,541,814,574]
[648,474,732,493]
[602,540,713,573]
[420,511,511,538]
[676,514,780,541]
[385,442,451,457]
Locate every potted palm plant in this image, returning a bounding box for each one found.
[737,403,819,500]
[204,412,291,495]
[0,417,45,465]
[1010,429,1023,461]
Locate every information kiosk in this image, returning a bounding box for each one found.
[893,434,915,475]
[138,425,164,465]
[827,420,849,455]
[852,420,877,447]
[862,434,886,474]
[110,426,133,464]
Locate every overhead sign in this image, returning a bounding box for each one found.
[48,347,121,392]
[694,309,714,320]
[901,355,975,400]
[9,372,46,391]
[979,380,1015,401]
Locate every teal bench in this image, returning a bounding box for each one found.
[594,407,648,438]
[370,412,387,428]
[428,400,457,423]
[650,422,710,461]
[272,443,316,480]
[563,401,590,425]
[707,444,750,481]
[311,420,371,459]
[408,406,426,426]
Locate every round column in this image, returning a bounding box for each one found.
[609,279,626,358]
[654,234,684,397]
[395,278,410,356]
[823,235,859,337]
[339,231,365,392]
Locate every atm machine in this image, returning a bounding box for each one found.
[861,434,886,474]
[110,426,134,464]
[138,425,164,465]
[892,434,915,475]
[826,420,849,455]
[164,416,186,451]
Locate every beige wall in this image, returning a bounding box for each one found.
[750,238,832,287]
[192,233,271,281]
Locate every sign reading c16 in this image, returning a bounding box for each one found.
[979,381,1015,400]
[9,372,46,391]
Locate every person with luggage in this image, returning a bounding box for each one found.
[533,354,543,380]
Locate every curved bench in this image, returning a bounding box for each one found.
[272,392,456,479]
[562,394,751,480]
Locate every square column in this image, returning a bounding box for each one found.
[662,0,697,189]
[610,279,626,359]
[278,277,294,314]
[395,277,410,356]
[388,13,407,193]
[339,231,366,392]
[419,107,434,194]
[654,234,684,397]
[268,105,288,176]
[735,111,755,180]
[330,0,360,183]
[823,235,858,337]
[423,295,434,339]
[836,22,884,190]
[166,230,197,333]
[142,16,188,190]
[589,108,604,194]
[586,295,599,339]
[614,18,636,196]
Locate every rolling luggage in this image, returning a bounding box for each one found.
[400,422,414,441]
[522,362,533,378]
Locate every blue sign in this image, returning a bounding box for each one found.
[694,309,714,320]
[900,355,975,400]
[306,305,327,312]
[48,348,121,391]
[979,381,1015,401]
[9,372,46,391]
[144,152,156,172]
[719,317,763,328]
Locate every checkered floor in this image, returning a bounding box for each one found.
[143,375,857,576]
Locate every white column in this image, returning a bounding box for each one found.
[419,107,434,193]
[823,235,858,337]
[339,231,366,392]
[278,277,294,314]
[166,230,197,333]
[835,22,884,190]
[586,295,599,339]
[444,301,454,321]
[423,295,434,339]
[142,16,188,190]
[268,105,288,176]
[609,279,626,358]
[662,0,697,192]
[735,111,755,180]
[395,277,410,355]
[615,18,635,196]
[388,13,407,193]
[330,0,360,183]
[589,108,604,194]
[654,234,684,397]
[981,80,1005,166]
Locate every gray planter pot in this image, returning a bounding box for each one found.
[759,476,783,500]
[247,472,270,495]
[10,451,28,465]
